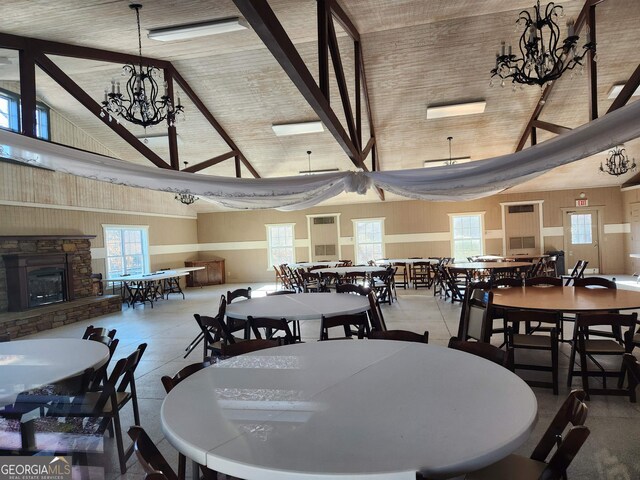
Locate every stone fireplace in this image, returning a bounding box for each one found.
[3,252,73,311]
[0,235,121,338]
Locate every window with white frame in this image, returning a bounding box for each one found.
[266,224,296,268]
[0,88,50,140]
[103,226,149,278]
[353,218,384,265]
[450,213,484,261]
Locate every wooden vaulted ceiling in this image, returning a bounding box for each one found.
[0,0,639,210]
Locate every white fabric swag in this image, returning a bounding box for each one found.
[2,99,640,210]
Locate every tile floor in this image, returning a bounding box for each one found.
[12,279,640,480]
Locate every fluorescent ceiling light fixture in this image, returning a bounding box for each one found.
[135,132,184,147]
[299,168,340,175]
[423,157,472,167]
[272,121,324,136]
[148,17,249,42]
[607,83,640,100]
[426,101,486,119]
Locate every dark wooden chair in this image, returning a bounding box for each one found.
[413,261,433,289]
[160,359,214,479]
[543,255,558,276]
[226,287,251,337]
[161,358,212,394]
[573,276,617,289]
[371,267,395,304]
[343,271,367,286]
[336,283,371,296]
[456,288,495,343]
[128,426,179,480]
[506,309,561,395]
[220,338,281,356]
[368,330,428,343]
[47,343,147,474]
[563,259,588,285]
[248,316,297,344]
[366,290,387,332]
[188,296,227,359]
[443,266,469,303]
[320,271,341,291]
[450,390,590,480]
[622,354,639,403]
[301,271,325,292]
[393,262,408,289]
[447,337,513,370]
[85,332,119,389]
[574,312,636,398]
[320,313,369,340]
[82,325,117,340]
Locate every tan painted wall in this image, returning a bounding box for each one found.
[198,186,628,282]
[0,164,199,277]
[622,188,640,275]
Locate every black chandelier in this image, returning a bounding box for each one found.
[599,146,636,177]
[100,4,183,128]
[490,1,596,88]
[175,162,199,205]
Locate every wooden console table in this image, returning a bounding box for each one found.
[185,259,225,286]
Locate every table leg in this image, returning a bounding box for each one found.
[192,459,199,480]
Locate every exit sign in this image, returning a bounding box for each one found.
[576,199,589,207]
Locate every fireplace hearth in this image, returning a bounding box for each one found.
[3,252,73,312]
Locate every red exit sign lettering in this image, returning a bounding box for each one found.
[576,199,589,207]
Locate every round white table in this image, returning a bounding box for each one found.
[0,338,110,408]
[375,258,438,265]
[161,341,537,480]
[290,262,343,269]
[314,266,385,275]
[225,292,369,321]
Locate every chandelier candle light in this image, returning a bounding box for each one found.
[175,162,198,205]
[490,1,596,88]
[101,4,184,128]
[599,146,637,177]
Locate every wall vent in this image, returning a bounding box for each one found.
[313,216,335,225]
[508,205,535,214]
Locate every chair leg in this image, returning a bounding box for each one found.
[552,340,559,396]
[567,332,579,387]
[179,453,186,480]
[578,347,591,400]
[112,412,127,474]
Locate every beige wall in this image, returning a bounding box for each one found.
[0,163,198,276]
[198,186,628,282]
[622,187,640,275]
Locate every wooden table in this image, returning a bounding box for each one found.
[491,285,640,312]
[161,341,537,480]
[290,261,342,269]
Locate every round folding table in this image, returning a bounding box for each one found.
[161,341,537,480]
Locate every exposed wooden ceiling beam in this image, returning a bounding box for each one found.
[35,52,171,170]
[515,0,606,152]
[328,18,359,150]
[586,5,598,121]
[183,151,239,173]
[330,1,360,42]
[607,62,640,114]
[362,137,375,160]
[168,66,260,178]
[531,120,572,135]
[232,0,365,172]
[0,32,171,69]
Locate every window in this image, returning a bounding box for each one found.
[353,218,384,265]
[266,224,295,268]
[450,214,484,261]
[103,225,149,277]
[0,88,50,140]
[0,90,19,132]
[571,214,592,244]
[35,104,50,140]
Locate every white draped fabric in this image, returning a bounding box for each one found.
[1,99,640,210]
